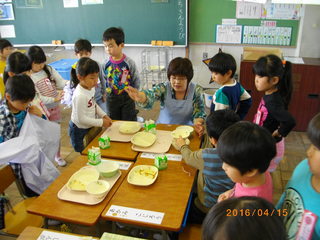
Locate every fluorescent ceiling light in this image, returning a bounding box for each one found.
[272,0,320,3]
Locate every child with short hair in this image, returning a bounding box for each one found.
[27,46,66,166]
[218,121,276,203]
[0,74,42,143]
[64,39,107,112]
[202,196,287,240]
[126,57,206,131]
[0,38,13,99]
[209,52,252,120]
[69,57,112,153]
[3,51,31,84]
[253,54,296,172]
[101,27,140,120]
[277,113,320,240]
[174,109,239,224]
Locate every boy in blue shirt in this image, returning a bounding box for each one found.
[100,27,140,120]
[277,112,320,240]
[208,52,252,120]
[174,109,240,224]
[0,74,42,143]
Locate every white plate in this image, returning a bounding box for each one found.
[131,132,157,148]
[119,121,141,134]
[66,166,100,191]
[171,129,190,139]
[176,125,194,134]
[127,165,158,186]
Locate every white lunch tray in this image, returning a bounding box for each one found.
[102,121,142,142]
[57,171,121,205]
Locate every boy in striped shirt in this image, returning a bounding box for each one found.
[174,109,240,224]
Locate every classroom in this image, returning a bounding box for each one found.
[0,0,319,239]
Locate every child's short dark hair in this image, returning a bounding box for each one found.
[208,52,237,78]
[0,38,13,52]
[202,196,287,240]
[218,121,276,174]
[5,74,35,102]
[102,27,124,45]
[4,52,31,84]
[167,57,194,84]
[307,113,320,149]
[71,57,99,89]
[74,39,92,53]
[206,109,240,140]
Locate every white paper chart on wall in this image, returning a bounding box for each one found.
[178,0,185,40]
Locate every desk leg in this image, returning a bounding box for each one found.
[43,217,48,229]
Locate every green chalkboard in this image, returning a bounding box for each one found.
[190,0,299,46]
[1,0,187,45]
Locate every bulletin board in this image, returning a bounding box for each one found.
[0,0,188,46]
[189,0,299,46]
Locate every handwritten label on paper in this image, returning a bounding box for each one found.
[100,159,132,170]
[106,205,164,225]
[37,230,92,240]
[141,153,182,161]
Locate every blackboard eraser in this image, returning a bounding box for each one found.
[52,40,56,45]
[151,40,157,46]
[56,40,63,45]
[156,41,163,46]
[163,41,174,46]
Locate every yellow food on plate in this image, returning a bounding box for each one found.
[68,179,86,191]
[119,122,141,134]
[135,168,157,179]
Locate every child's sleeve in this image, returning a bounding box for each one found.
[96,104,107,118]
[50,66,67,90]
[192,85,206,121]
[212,88,229,111]
[126,58,140,89]
[180,145,204,170]
[237,85,252,120]
[99,62,107,96]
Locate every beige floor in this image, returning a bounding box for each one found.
[1,104,309,239]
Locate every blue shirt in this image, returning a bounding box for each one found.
[277,159,320,240]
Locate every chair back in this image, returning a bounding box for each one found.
[0,165,15,193]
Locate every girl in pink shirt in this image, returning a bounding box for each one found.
[217,121,276,203]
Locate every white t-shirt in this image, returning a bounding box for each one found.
[71,84,106,129]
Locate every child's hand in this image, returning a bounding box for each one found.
[272,129,282,138]
[54,90,64,102]
[174,136,186,150]
[28,105,43,117]
[125,86,146,103]
[102,115,112,128]
[194,118,204,137]
[218,189,234,202]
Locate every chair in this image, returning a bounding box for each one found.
[178,224,202,240]
[0,165,43,237]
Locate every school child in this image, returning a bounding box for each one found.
[202,196,287,240]
[253,54,296,172]
[3,51,31,84]
[0,39,13,99]
[125,57,206,133]
[0,75,42,143]
[208,52,252,120]
[173,109,239,224]
[217,121,276,203]
[27,46,66,167]
[63,39,107,111]
[69,57,112,152]
[101,27,140,120]
[277,113,320,240]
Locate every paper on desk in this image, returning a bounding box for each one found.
[141,152,182,161]
[106,205,164,224]
[37,230,93,240]
[101,159,132,170]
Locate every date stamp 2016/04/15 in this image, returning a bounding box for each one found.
[226,208,288,217]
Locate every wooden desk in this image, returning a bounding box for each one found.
[101,157,197,232]
[82,124,201,160]
[17,226,99,240]
[27,156,133,226]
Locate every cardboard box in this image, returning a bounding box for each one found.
[243,47,282,61]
